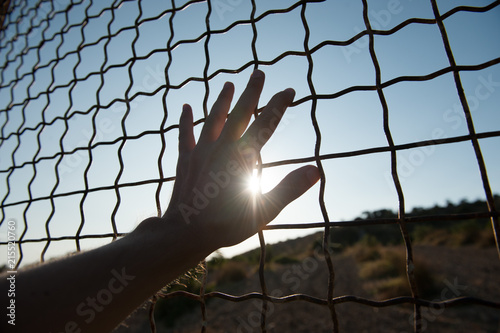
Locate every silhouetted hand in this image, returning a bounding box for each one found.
[4,70,320,333]
[164,70,320,250]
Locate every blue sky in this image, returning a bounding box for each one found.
[0,0,499,264]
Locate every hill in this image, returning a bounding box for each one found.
[115,196,500,332]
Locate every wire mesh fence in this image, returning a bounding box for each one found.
[1,0,499,332]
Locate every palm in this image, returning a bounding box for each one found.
[165,70,320,250]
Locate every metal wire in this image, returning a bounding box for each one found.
[1,0,499,332]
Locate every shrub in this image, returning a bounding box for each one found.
[349,242,381,263]
[273,255,301,265]
[413,228,450,246]
[477,227,496,247]
[359,234,380,247]
[213,261,248,286]
[371,277,410,299]
[358,249,405,280]
[359,259,397,280]
[413,257,440,299]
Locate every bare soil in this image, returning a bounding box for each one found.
[115,245,500,333]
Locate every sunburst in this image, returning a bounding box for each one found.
[246,169,261,195]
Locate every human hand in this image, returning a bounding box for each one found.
[7,71,319,333]
[164,70,320,251]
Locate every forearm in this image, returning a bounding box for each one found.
[2,217,209,333]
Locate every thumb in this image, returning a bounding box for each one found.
[259,165,320,226]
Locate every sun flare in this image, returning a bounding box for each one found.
[247,171,261,195]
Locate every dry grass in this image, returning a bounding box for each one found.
[210,261,248,286]
[349,243,440,300]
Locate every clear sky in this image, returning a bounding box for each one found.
[0,0,499,265]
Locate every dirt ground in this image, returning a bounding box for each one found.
[114,245,500,333]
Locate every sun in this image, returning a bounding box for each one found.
[247,170,261,195]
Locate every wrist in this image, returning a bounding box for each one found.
[131,216,212,269]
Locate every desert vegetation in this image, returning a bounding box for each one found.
[114,196,500,332]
